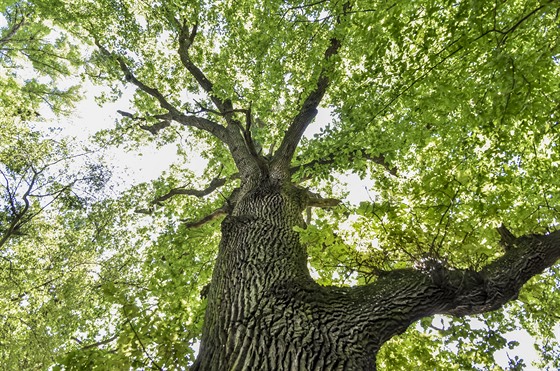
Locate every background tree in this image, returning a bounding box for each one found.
[2,0,560,369]
[0,1,115,368]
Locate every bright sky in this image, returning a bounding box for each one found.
[51,83,207,193]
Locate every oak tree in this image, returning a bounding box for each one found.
[2,0,560,369]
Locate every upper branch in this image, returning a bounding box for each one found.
[181,206,229,228]
[467,229,560,314]
[305,189,341,208]
[163,24,261,176]
[117,110,172,135]
[112,54,178,115]
[95,40,231,144]
[0,12,25,48]
[271,3,350,174]
[134,173,236,216]
[291,150,396,181]
[152,177,228,205]
[0,169,37,248]
[271,35,342,174]
[177,22,234,119]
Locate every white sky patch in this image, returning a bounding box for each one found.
[308,264,321,280]
[45,82,208,192]
[418,315,543,368]
[304,106,332,139]
[493,328,539,367]
[303,108,383,206]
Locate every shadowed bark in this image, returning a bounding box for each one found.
[170,4,560,368]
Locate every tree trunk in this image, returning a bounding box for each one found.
[192,178,382,370]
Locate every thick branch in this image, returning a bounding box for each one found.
[177,22,234,117]
[134,147,387,207]
[112,55,179,115]
[176,22,262,172]
[93,28,260,179]
[152,177,228,205]
[468,229,560,313]
[117,110,172,135]
[305,190,341,208]
[271,35,342,173]
[497,224,516,249]
[338,229,560,344]
[0,13,25,47]
[134,176,231,215]
[0,169,37,248]
[182,206,228,228]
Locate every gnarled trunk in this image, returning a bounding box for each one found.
[192,178,383,370]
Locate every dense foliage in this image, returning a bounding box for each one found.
[1,0,559,369]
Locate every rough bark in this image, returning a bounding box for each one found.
[192,176,381,370]
[136,7,560,370]
[81,5,560,369]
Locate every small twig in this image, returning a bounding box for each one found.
[80,334,119,350]
[127,320,163,371]
[291,150,396,181]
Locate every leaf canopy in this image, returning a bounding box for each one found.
[1,0,559,369]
